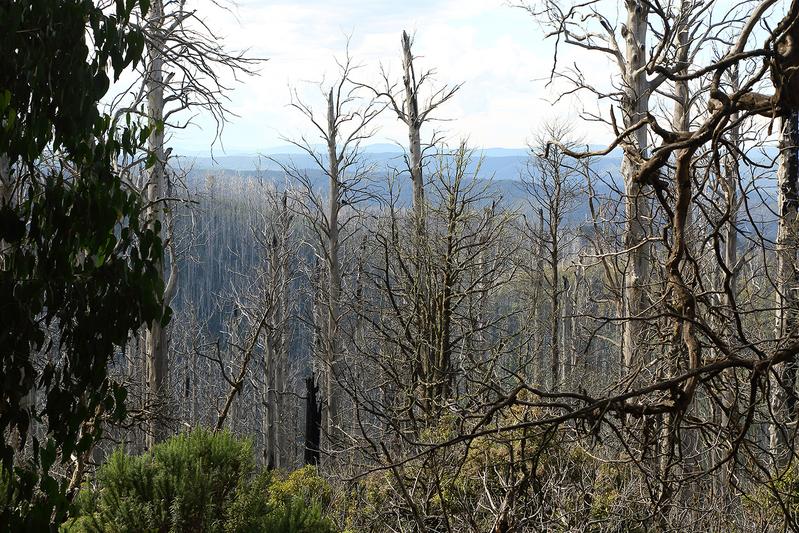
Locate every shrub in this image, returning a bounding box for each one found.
[63,429,336,533]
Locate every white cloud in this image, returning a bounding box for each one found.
[167,0,617,153]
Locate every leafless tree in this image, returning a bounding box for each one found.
[274,50,382,452]
[523,122,585,389]
[110,0,261,447]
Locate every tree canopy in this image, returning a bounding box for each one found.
[0,0,166,528]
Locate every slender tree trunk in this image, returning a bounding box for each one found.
[620,0,651,375]
[531,209,545,385]
[770,111,799,466]
[550,225,560,389]
[402,31,424,228]
[325,88,342,443]
[264,195,290,468]
[144,0,169,449]
[304,375,322,466]
[401,31,435,422]
[562,276,573,385]
[276,198,289,467]
[435,185,458,408]
[264,333,277,468]
[720,108,739,494]
[660,13,695,508]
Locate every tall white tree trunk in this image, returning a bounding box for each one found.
[770,111,799,466]
[276,204,289,467]
[719,113,740,497]
[550,219,560,389]
[402,31,424,227]
[532,209,545,384]
[264,195,290,468]
[620,0,651,375]
[144,0,171,449]
[264,331,277,467]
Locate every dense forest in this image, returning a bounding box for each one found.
[4,0,799,531]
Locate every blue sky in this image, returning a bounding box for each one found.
[167,0,617,154]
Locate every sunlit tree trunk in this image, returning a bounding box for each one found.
[770,110,799,466]
[402,31,424,229]
[144,0,170,449]
[620,0,651,376]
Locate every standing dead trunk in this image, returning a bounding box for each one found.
[264,329,278,469]
[532,209,545,384]
[402,31,425,230]
[561,276,572,385]
[304,375,322,466]
[400,31,432,421]
[719,77,740,494]
[264,193,291,469]
[325,88,342,443]
[144,0,170,449]
[550,221,560,389]
[770,110,799,466]
[620,0,651,376]
[275,194,290,467]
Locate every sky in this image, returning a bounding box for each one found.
[167,0,618,155]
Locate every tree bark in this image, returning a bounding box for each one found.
[620,0,651,376]
[550,217,560,389]
[659,12,695,507]
[720,84,740,494]
[304,375,322,466]
[144,0,170,449]
[402,31,424,229]
[325,88,342,443]
[770,110,799,466]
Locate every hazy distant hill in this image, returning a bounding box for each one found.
[174,144,625,184]
[175,143,778,230]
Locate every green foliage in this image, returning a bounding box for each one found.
[266,465,333,509]
[63,429,337,533]
[258,466,335,533]
[0,0,164,529]
[744,463,799,530]
[337,407,646,533]
[0,0,148,163]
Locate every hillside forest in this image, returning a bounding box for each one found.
[4,0,799,531]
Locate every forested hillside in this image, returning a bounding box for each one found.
[4,0,799,531]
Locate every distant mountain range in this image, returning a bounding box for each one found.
[174,143,778,231]
[174,144,626,183]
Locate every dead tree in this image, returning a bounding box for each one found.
[523,123,582,389]
[142,0,172,449]
[304,375,322,466]
[362,31,461,231]
[276,50,381,450]
[113,0,260,448]
[770,110,799,463]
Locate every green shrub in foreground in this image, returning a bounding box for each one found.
[62,429,336,533]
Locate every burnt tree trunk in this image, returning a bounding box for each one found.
[304,375,322,466]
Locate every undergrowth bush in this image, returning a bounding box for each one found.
[62,428,336,533]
